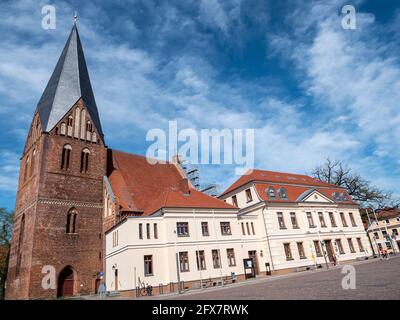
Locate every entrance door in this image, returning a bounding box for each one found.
[248,251,259,275]
[57,266,75,297]
[325,240,334,262]
[114,269,118,291]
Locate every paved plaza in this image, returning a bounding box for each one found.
[150,256,400,300]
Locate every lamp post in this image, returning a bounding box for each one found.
[174,229,182,294]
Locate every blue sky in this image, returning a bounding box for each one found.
[1,0,400,210]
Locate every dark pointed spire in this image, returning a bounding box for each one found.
[36,23,104,138]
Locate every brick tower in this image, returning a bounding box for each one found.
[6,23,107,299]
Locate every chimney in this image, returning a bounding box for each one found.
[179,178,191,195]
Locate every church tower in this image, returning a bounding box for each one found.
[6,22,107,299]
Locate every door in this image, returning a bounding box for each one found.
[325,240,334,262]
[114,269,118,291]
[57,266,75,297]
[248,251,259,275]
[95,278,101,294]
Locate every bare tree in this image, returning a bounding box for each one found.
[311,158,397,209]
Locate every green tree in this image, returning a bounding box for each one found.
[0,208,13,300]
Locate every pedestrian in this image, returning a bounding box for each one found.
[384,249,389,260]
[98,281,106,299]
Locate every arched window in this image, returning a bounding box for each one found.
[67,115,73,126]
[86,121,92,132]
[278,187,288,199]
[60,123,66,135]
[30,149,36,177]
[80,148,90,173]
[16,214,25,276]
[266,187,276,199]
[23,156,30,182]
[66,208,78,234]
[61,144,72,170]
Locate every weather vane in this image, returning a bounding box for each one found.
[74,11,78,24]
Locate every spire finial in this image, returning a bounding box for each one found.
[73,11,78,24]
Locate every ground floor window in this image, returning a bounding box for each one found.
[336,239,345,254]
[196,250,206,270]
[144,255,153,276]
[297,242,306,259]
[357,238,365,252]
[227,248,236,266]
[313,240,322,257]
[179,252,190,272]
[212,249,221,268]
[347,238,356,253]
[284,243,293,260]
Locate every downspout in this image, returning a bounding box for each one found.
[261,205,275,270]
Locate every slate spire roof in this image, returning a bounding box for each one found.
[35,23,103,138]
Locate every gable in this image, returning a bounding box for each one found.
[299,190,334,203]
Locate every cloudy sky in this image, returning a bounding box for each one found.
[0,0,399,210]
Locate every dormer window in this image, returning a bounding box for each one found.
[266,187,276,199]
[278,187,288,199]
[245,189,253,202]
[332,192,340,201]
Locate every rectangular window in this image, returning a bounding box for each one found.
[177,222,189,237]
[313,240,322,257]
[227,248,236,266]
[241,222,245,235]
[146,223,150,239]
[318,212,326,228]
[307,212,316,228]
[336,239,345,254]
[245,189,253,202]
[144,255,153,276]
[251,222,255,235]
[297,242,306,259]
[290,212,299,229]
[153,223,158,239]
[357,238,364,252]
[349,212,357,227]
[393,229,399,236]
[277,212,286,229]
[139,224,143,240]
[386,241,392,249]
[340,213,348,227]
[284,243,293,260]
[329,212,337,227]
[196,250,206,270]
[232,195,238,207]
[179,252,189,272]
[220,222,232,235]
[246,222,250,235]
[374,232,379,239]
[201,222,209,236]
[348,238,355,253]
[212,249,221,268]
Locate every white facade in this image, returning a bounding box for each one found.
[105,177,373,293]
[105,207,263,292]
[221,184,372,273]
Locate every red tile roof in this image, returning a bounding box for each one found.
[108,150,235,216]
[222,169,355,204]
[375,207,399,220]
[254,183,355,204]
